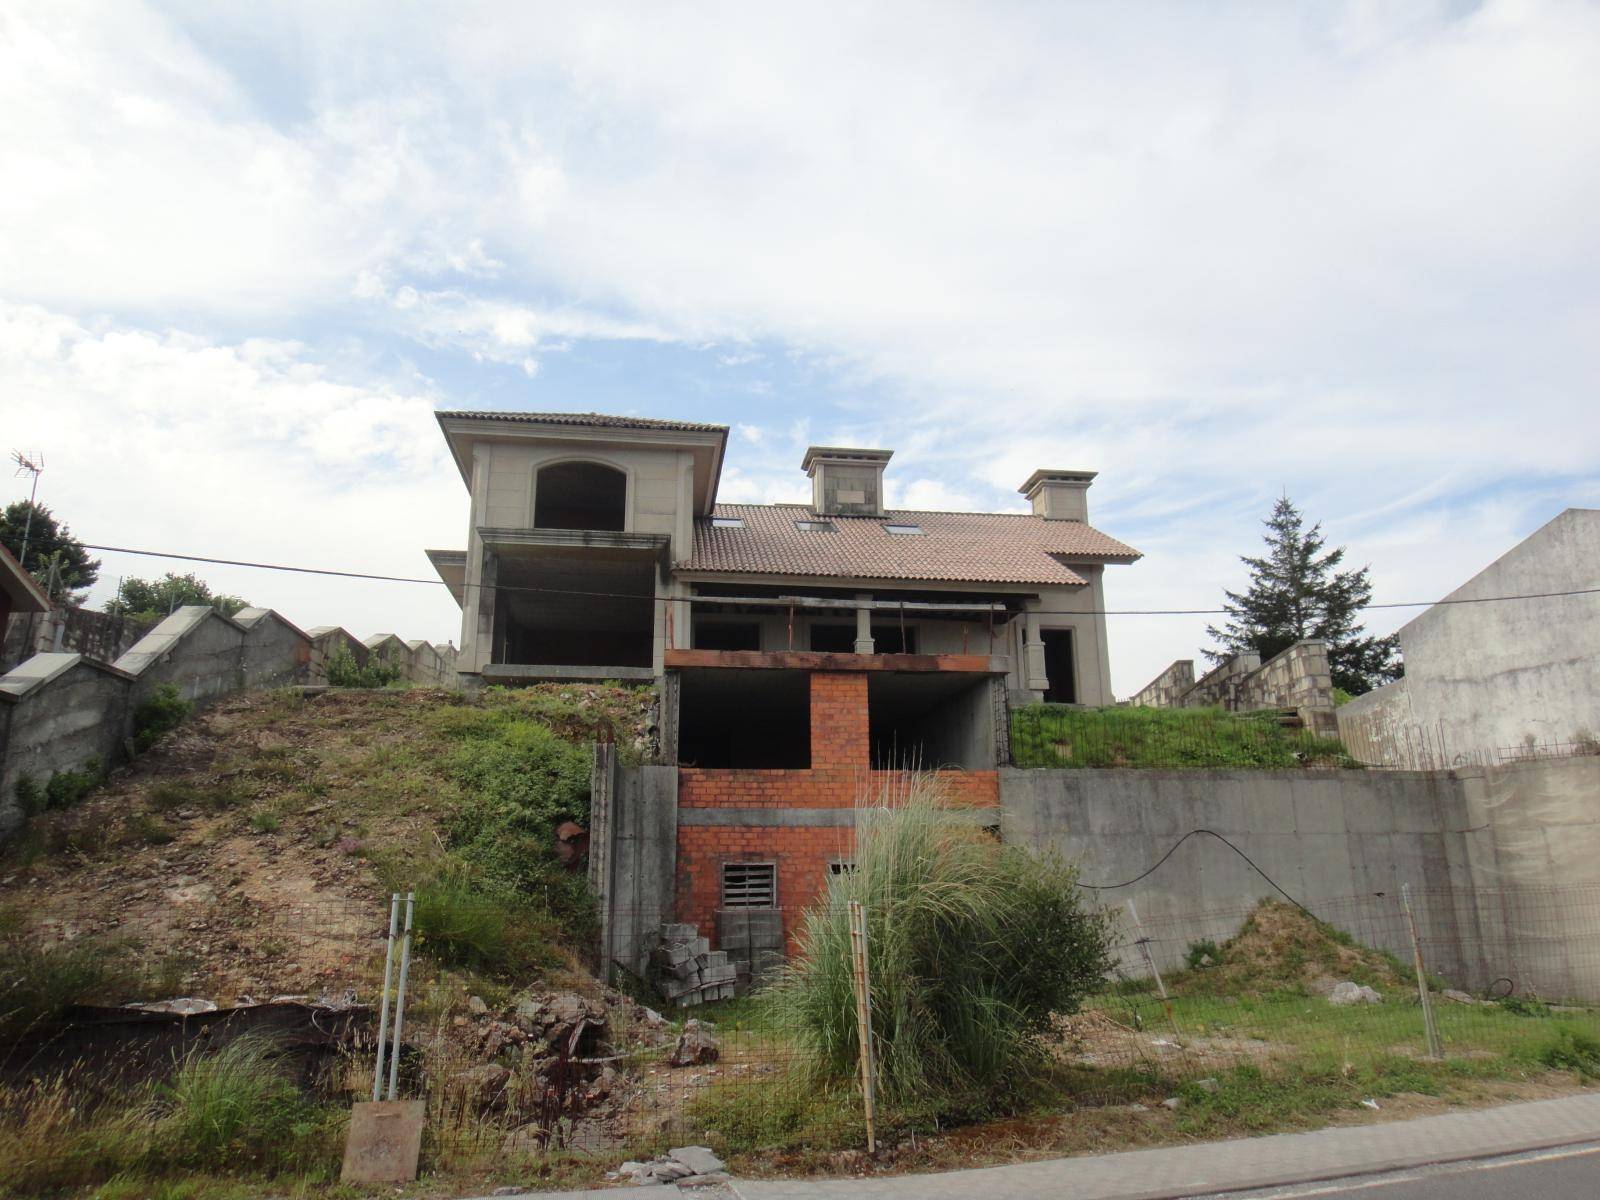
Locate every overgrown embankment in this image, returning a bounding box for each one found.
[1,684,653,1013]
[1011,704,1355,769]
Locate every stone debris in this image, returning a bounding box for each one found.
[608,1145,727,1187]
[1194,1077,1220,1093]
[650,923,739,1007]
[125,997,218,1015]
[1326,981,1383,1006]
[1161,1096,1183,1110]
[669,1019,720,1068]
[1440,989,1479,1005]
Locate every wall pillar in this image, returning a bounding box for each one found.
[810,671,870,767]
[853,593,875,655]
[1023,605,1049,695]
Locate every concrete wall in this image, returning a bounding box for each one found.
[595,757,680,979]
[0,655,134,834]
[0,606,454,841]
[1,605,158,673]
[1001,756,1600,1000]
[1339,508,1600,766]
[1126,640,1337,734]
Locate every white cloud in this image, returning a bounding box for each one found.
[0,300,464,643]
[4,1,1599,692]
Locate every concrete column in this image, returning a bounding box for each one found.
[853,593,875,655]
[1023,605,1049,696]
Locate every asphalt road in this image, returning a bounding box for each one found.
[1204,1142,1600,1200]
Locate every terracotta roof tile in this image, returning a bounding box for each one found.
[436,410,727,434]
[681,504,1140,586]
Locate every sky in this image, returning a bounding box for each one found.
[3,0,1598,696]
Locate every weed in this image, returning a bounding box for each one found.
[412,876,558,977]
[132,685,192,754]
[144,779,249,813]
[1185,939,1222,971]
[248,809,282,835]
[122,811,176,846]
[1534,1028,1600,1078]
[325,646,403,689]
[45,763,103,811]
[13,775,44,818]
[0,930,139,1038]
[159,1038,307,1165]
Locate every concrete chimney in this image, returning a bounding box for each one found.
[803,446,893,517]
[1019,469,1096,521]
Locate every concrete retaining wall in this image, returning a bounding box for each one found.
[593,753,679,980]
[1,605,158,673]
[1127,641,1337,734]
[0,606,458,839]
[1001,757,1600,1001]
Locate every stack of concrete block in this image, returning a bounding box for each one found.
[650,923,738,1006]
[716,908,786,991]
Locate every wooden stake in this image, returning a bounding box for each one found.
[1402,884,1443,1059]
[848,900,877,1154]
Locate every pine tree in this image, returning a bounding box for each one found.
[0,500,100,599]
[1205,496,1401,695]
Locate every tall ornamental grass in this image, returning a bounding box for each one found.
[769,773,1114,1110]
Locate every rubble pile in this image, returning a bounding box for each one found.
[609,1145,729,1187]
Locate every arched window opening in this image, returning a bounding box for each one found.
[534,461,626,531]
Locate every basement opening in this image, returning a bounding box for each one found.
[867,673,995,770]
[677,668,811,768]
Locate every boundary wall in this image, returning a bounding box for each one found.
[1128,640,1337,734]
[0,606,458,837]
[1001,757,1600,1001]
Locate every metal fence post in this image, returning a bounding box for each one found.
[372,892,399,1101]
[1401,884,1443,1060]
[386,890,416,1100]
[1128,899,1181,1039]
[848,899,877,1154]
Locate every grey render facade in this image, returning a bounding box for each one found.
[427,410,1140,771]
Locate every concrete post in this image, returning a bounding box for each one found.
[853,593,875,655]
[1023,605,1049,695]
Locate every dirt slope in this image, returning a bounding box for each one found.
[0,685,651,1003]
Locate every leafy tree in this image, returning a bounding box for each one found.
[104,572,250,622]
[1205,495,1401,695]
[0,501,100,598]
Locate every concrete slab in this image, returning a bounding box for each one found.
[341,1099,424,1183]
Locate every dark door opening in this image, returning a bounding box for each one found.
[1041,628,1077,704]
[694,622,762,651]
[809,623,917,653]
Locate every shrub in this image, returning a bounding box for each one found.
[1185,938,1222,971]
[769,774,1114,1110]
[324,646,402,689]
[0,925,139,1038]
[13,775,44,817]
[1535,1028,1600,1078]
[412,876,558,978]
[158,1038,308,1166]
[43,760,103,811]
[132,685,192,754]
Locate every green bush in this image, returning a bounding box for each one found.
[13,775,44,817]
[132,685,192,754]
[45,762,102,810]
[1185,938,1222,971]
[324,646,402,689]
[1535,1028,1600,1077]
[769,774,1114,1111]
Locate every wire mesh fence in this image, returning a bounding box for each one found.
[5,885,1600,1172]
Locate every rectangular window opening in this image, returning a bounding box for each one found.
[722,863,777,908]
[829,860,855,875]
[883,523,925,535]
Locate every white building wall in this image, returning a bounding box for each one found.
[1339,508,1600,764]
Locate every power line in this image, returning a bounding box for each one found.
[78,541,1600,618]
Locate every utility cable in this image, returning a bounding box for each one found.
[77,543,1600,619]
[1076,828,1316,919]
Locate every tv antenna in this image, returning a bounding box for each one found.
[11,450,43,571]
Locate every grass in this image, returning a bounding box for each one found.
[1010,704,1356,769]
[0,1039,343,1197]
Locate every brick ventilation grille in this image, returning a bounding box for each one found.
[720,862,777,908]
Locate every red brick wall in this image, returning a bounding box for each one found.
[674,670,998,950]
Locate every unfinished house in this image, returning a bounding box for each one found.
[428,411,1141,985]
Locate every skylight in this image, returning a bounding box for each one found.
[711,516,745,529]
[883,523,925,535]
[795,519,835,532]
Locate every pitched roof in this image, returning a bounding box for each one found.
[0,543,50,613]
[681,504,1141,587]
[436,410,727,434]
